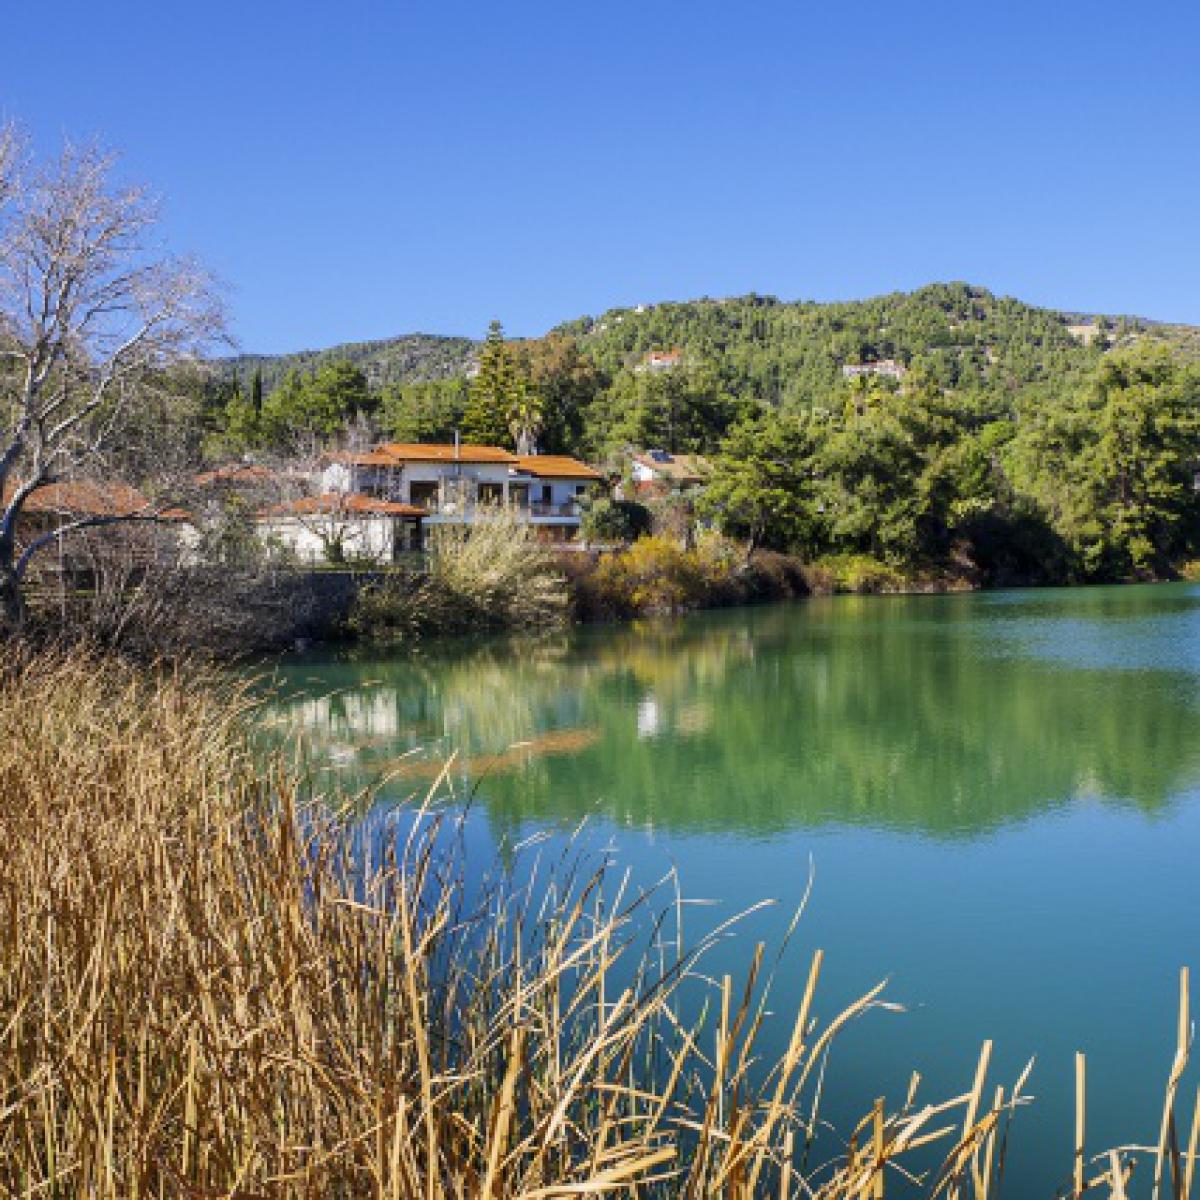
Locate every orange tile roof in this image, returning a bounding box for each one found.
[323,450,405,467]
[512,455,603,481]
[194,463,279,486]
[261,492,425,519]
[633,452,710,483]
[4,479,154,518]
[376,442,518,464]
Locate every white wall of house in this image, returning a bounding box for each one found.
[320,462,354,493]
[257,515,407,564]
[320,462,405,497]
[401,461,511,506]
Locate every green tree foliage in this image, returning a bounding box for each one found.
[701,411,825,553]
[580,495,652,544]
[699,343,1200,581]
[555,283,1115,412]
[259,361,372,449]
[603,363,741,455]
[227,333,475,395]
[814,382,964,563]
[379,378,469,443]
[514,334,605,454]
[462,321,535,449]
[1008,345,1200,578]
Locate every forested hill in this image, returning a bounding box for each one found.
[226,284,1198,405]
[554,283,1197,408]
[226,332,477,394]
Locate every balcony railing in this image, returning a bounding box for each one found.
[528,502,579,518]
[417,498,581,520]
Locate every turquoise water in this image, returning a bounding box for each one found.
[267,583,1200,1193]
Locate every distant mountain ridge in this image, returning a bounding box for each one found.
[225,284,1200,400]
[225,333,478,395]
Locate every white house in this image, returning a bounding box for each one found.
[840,359,907,381]
[256,493,426,563]
[631,450,710,493]
[318,442,604,544]
[635,348,685,373]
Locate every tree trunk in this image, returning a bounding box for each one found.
[0,559,24,633]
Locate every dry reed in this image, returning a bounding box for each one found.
[0,650,1194,1198]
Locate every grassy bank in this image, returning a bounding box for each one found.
[0,650,1195,1197]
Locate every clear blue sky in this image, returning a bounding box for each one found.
[7,0,1198,352]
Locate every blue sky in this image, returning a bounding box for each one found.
[7,0,1198,352]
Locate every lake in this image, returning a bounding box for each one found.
[266,583,1200,1194]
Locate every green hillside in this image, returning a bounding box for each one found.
[226,332,477,394]
[555,282,1187,410]
[226,283,1199,413]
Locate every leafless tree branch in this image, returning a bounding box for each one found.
[0,122,225,626]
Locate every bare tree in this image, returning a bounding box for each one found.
[0,124,223,628]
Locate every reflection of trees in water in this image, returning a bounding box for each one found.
[264,634,594,783]
[267,594,1200,840]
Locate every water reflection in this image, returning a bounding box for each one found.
[266,584,1200,839]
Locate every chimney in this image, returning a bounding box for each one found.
[454,429,460,461]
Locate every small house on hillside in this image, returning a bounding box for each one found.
[631,450,710,494]
[636,348,686,373]
[841,359,907,381]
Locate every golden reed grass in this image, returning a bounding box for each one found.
[0,650,1194,1198]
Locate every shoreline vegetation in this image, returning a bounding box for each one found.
[18,514,1190,660]
[1,649,1196,1198]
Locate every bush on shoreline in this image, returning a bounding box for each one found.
[347,508,569,643]
[570,533,809,618]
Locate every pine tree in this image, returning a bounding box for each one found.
[463,320,520,447]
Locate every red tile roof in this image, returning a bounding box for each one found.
[376,442,518,464]
[512,455,603,481]
[193,463,279,486]
[261,492,425,519]
[3,479,155,518]
[322,450,406,467]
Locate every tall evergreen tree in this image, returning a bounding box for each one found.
[463,321,524,447]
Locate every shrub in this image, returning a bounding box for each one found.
[578,534,810,618]
[813,553,908,594]
[579,493,652,544]
[348,509,569,642]
[589,535,708,614]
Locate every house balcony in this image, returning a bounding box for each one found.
[417,497,581,522]
[528,501,580,518]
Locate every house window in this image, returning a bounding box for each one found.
[478,483,504,506]
[540,484,552,505]
[410,481,439,511]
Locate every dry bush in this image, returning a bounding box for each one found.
[349,509,569,642]
[0,652,1195,1198]
[581,534,807,618]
